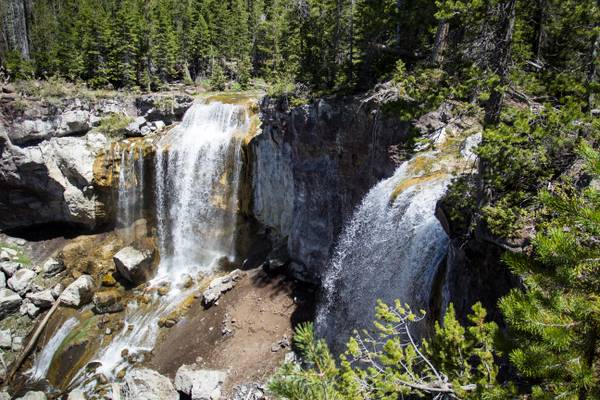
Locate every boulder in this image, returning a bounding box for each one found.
[93,289,124,314]
[0,289,22,318]
[154,121,166,131]
[125,116,147,137]
[51,283,64,298]
[67,389,86,400]
[0,251,9,262]
[0,391,8,400]
[42,258,65,278]
[0,271,5,288]
[202,270,244,307]
[15,392,47,400]
[1,261,20,277]
[135,94,194,124]
[26,289,55,308]
[60,275,94,307]
[113,247,155,285]
[0,129,108,231]
[0,330,11,349]
[11,336,23,351]
[174,365,226,400]
[7,268,36,295]
[58,110,92,136]
[20,300,40,318]
[121,368,178,400]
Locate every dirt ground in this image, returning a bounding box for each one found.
[149,267,315,396]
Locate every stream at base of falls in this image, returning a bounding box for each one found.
[316,128,481,352]
[26,100,249,391]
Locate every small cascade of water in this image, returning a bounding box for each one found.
[116,142,146,240]
[27,317,78,381]
[316,130,480,351]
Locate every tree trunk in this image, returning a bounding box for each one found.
[430,19,450,67]
[533,0,548,62]
[586,0,600,112]
[484,0,517,126]
[0,0,31,59]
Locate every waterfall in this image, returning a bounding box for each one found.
[154,102,247,282]
[116,141,146,240]
[316,130,480,351]
[23,101,251,389]
[27,317,78,381]
[83,102,248,379]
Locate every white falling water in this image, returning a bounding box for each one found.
[154,102,247,283]
[116,142,146,238]
[316,131,480,351]
[27,317,78,381]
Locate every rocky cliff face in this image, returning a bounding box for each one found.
[248,96,411,283]
[0,90,192,232]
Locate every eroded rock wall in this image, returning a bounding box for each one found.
[0,91,192,232]
[249,97,411,283]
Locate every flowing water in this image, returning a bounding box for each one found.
[116,141,147,240]
[26,317,78,381]
[316,128,480,351]
[29,101,249,387]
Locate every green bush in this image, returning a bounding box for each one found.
[98,113,133,137]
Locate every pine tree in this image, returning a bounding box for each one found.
[111,0,142,87]
[150,0,180,83]
[269,301,507,399]
[500,143,600,399]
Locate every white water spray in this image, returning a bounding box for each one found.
[316,130,480,351]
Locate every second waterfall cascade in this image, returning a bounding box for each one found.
[29,101,249,388]
[316,129,481,351]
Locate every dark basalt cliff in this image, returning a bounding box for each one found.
[248,96,411,283]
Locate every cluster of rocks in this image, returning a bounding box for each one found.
[202,269,245,308]
[115,366,226,400]
[125,116,166,137]
[0,256,66,321]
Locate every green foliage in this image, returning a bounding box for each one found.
[2,50,34,80]
[98,113,133,137]
[0,242,31,266]
[499,144,600,399]
[270,301,506,399]
[209,62,227,91]
[476,103,595,238]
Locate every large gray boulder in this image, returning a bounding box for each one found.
[125,116,147,137]
[121,368,178,400]
[0,128,108,230]
[15,392,46,400]
[0,261,20,277]
[0,289,22,319]
[174,365,226,400]
[7,268,36,295]
[113,247,155,285]
[60,275,94,307]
